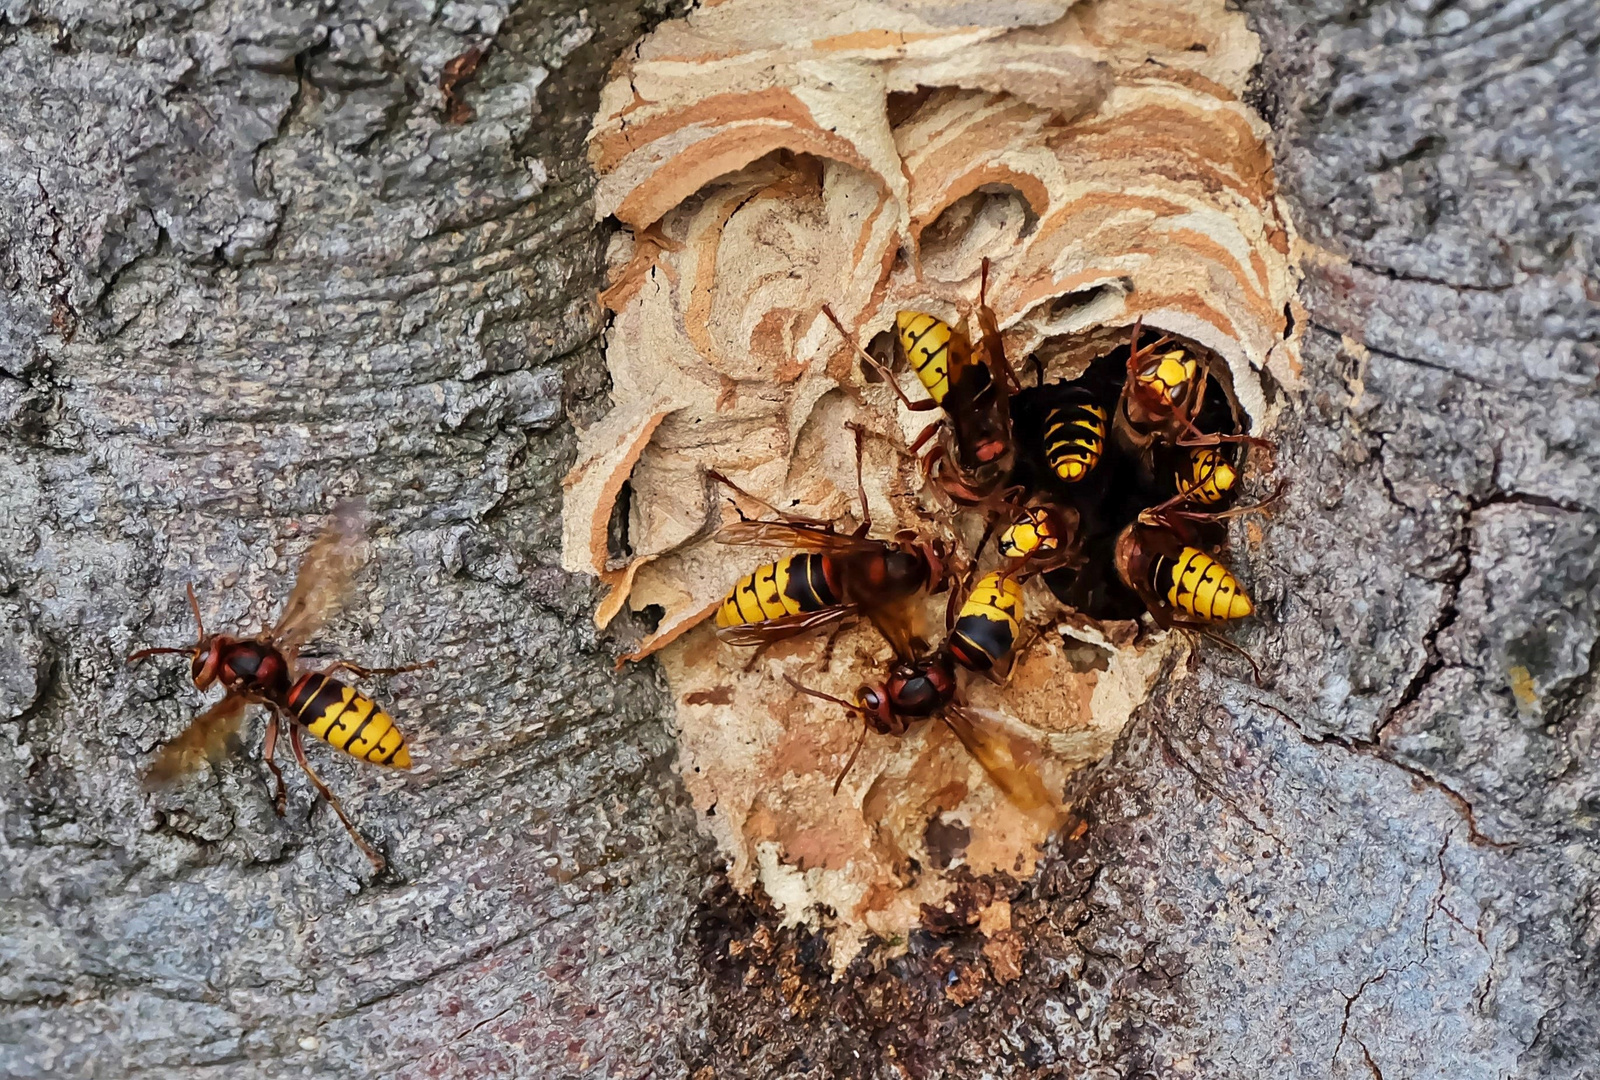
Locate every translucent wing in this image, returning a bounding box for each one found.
[866,602,921,662]
[715,605,857,646]
[271,501,367,658]
[716,519,885,554]
[941,705,1054,812]
[143,694,249,789]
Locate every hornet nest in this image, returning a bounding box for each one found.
[562,0,1303,968]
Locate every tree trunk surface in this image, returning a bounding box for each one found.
[0,1,1595,1078]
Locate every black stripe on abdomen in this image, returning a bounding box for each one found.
[950,615,1015,671]
[784,553,838,611]
[288,672,339,718]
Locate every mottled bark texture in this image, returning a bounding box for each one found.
[0,3,1595,1080]
[0,2,715,1078]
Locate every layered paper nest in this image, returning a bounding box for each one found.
[563,0,1302,966]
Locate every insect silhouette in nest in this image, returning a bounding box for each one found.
[1110,344,1286,661]
[787,569,1054,812]
[709,424,949,658]
[1112,318,1269,476]
[1017,323,1266,621]
[127,502,431,873]
[1140,338,1258,512]
[1008,348,1124,500]
[822,258,1020,507]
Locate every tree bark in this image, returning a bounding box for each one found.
[1,2,1596,1079]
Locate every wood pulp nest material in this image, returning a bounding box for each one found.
[563,0,1303,967]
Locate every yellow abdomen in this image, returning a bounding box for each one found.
[1161,547,1252,621]
[289,673,411,767]
[896,311,953,404]
[1175,448,1237,505]
[949,571,1023,670]
[1043,398,1107,483]
[715,553,834,628]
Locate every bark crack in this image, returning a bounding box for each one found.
[1435,833,1497,1012]
[1345,255,1516,295]
[1336,330,1549,400]
[318,923,542,1026]
[1332,831,1452,1073]
[1357,1038,1385,1079]
[1379,544,1467,739]
[1369,433,1472,740]
[1147,714,1289,852]
[33,168,78,341]
[453,1004,516,1043]
[1251,697,1513,850]
[241,37,325,264]
[1333,967,1391,1067]
[1470,488,1597,517]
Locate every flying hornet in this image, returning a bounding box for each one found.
[128,503,431,872]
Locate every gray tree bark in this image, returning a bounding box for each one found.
[0,1,1595,1079]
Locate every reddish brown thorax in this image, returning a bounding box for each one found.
[833,543,941,605]
[192,636,291,700]
[877,550,930,593]
[854,655,957,735]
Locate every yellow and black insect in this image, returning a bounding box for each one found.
[1114,517,1253,630]
[716,553,831,629]
[1168,446,1239,506]
[711,539,941,649]
[1130,342,1199,421]
[1162,544,1251,622]
[1008,347,1124,504]
[1041,387,1109,484]
[126,503,430,872]
[285,671,411,767]
[995,504,1081,584]
[707,441,947,652]
[786,569,1053,810]
[947,570,1023,672]
[1114,322,1201,452]
[824,259,1020,504]
[997,507,1058,561]
[895,310,958,405]
[1112,318,1268,477]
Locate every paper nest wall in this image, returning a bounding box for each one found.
[563,0,1303,968]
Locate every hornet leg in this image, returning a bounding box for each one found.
[842,421,871,534]
[906,419,943,459]
[288,723,386,874]
[262,714,287,816]
[996,627,1041,688]
[821,305,940,414]
[706,470,835,528]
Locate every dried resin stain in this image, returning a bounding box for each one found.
[562,0,1302,968]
